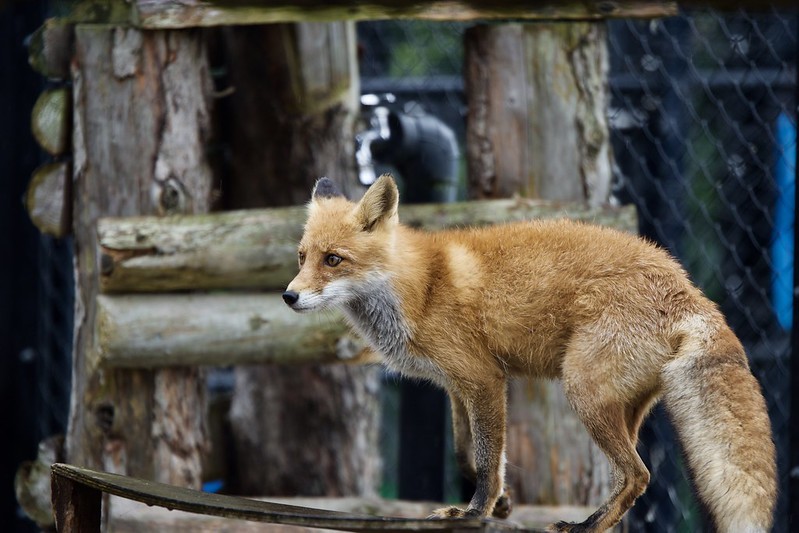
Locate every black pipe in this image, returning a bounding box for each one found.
[371,108,459,203]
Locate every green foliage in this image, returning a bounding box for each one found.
[379,21,466,78]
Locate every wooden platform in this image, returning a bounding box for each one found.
[51,464,545,532]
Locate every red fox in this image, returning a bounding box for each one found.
[283,174,776,532]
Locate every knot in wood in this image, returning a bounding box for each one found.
[94,403,115,435]
[157,176,189,215]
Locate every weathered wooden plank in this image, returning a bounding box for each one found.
[136,0,677,27]
[96,292,376,368]
[23,1,799,29]
[26,161,72,237]
[60,1,678,27]
[52,0,799,29]
[51,463,526,532]
[110,496,597,532]
[98,200,637,293]
[56,0,677,29]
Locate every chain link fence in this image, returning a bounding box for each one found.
[359,9,797,533]
[34,235,74,443]
[609,11,796,532]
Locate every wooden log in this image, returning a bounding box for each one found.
[466,24,612,206]
[465,22,614,508]
[31,87,71,156]
[68,25,213,493]
[26,161,71,237]
[96,293,374,368]
[98,200,636,293]
[28,18,74,80]
[61,1,677,28]
[15,435,63,529]
[220,21,362,208]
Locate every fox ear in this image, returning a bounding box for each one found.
[311,177,344,200]
[356,174,399,231]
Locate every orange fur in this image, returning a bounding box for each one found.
[285,175,776,532]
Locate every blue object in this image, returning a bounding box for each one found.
[771,112,796,330]
[202,479,224,493]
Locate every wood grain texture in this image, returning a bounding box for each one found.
[26,161,71,237]
[60,1,677,27]
[96,293,374,367]
[51,463,531,531]
[97,201,636,293]
[67,25,213,492]
[220,21,361,208]
[31,88,70,156]
[51,469,102,533]
[466,23,612,206]
[110,496,600,532]
[28,18,75,80]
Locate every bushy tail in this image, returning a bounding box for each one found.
[661,326,776,532]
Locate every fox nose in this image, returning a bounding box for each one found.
[282,290,299,306]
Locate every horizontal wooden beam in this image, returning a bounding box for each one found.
[96,292,376,368]
[53,463,521,532]
[61,1,679,27]
[98,200,637,293]
[111,495,595,532]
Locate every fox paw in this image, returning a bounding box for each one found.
[427,506,481,519]
[493,490,513,519]
[546,521,591,533]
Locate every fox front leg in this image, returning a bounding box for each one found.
[430,378,508,519]
[446,390,512,519]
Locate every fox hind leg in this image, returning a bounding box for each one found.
[548,392,651,533]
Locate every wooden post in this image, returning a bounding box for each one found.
[219,22,381,497]
[466,23,611,206]
[465,23,613,506]
[219,21,361,208]
[67,25,212,498]
[52,471,102,533]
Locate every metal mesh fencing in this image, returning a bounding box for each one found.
[358,9,797,532]
[34,234,73,443]
[608,11,795,532]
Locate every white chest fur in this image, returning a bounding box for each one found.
[341,275,447,385]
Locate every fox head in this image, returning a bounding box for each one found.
[282,174,399,312]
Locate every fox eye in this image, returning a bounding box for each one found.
[324,254,342,267]
[298,251,306,266]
